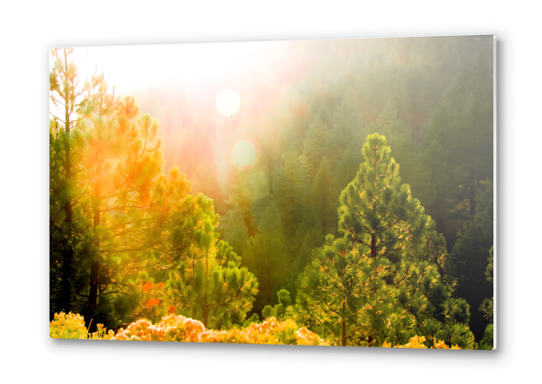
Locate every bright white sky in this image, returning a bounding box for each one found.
[64,41,289,95]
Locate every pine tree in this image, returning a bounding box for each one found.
[92,165,194,327]
[244,202,290,315]
[328,88,365,168]
[478,247,494,350]
[262,289,293,321]
[296,133,472,347]
[310,158,338,236]
[334,143,362,193]
[49,119,93,319]
[421,138,460,248]
[292,207,324,275]
[272,148,309,246]
[50,51,202,328]
[49,48,99,315]
[449,181,494,342]
[226,164,270,234]
[376,106,436,210]
[223,203,250,258]
[162,194,259,329]
[422,52,493,246]
[301,114,328,180]
[76,93,165,323]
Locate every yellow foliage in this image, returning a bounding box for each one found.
[113,315,327,345]
[50,313,327,346]
[382,335,461,349]
[49,312,88,339]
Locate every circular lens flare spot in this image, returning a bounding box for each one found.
[232,140,256,167]
[216,89,241,118]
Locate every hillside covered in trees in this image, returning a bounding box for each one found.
[49,36,494,349]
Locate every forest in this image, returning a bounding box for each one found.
[49,36,494,349]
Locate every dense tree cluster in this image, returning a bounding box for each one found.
[50,36,494,348]
[50,48,258,330]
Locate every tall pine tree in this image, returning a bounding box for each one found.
[243,202,290,315]
[448,180,493,342]
[49,48,99,316]
[296,133,473,347]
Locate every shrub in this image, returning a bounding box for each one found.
[112,315,327,345]
[50,312,327,346]
[50,312,88,339]
[382,335,461,349]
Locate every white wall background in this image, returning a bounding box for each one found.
[0,1,536,382]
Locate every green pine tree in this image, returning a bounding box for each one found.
[448,180,493,342]
[272,149,309,246]
[49,48,100,316]
[223,203,250,258]
[296,133,472,347]
[244,202,290,315]
[302,114,329,180]
[310,158,338,236]
[479,246,495,350]
[164,194,259,329]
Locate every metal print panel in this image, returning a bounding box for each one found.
[49,36,495,349]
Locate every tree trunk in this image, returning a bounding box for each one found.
[61,48,73,313]
[89,196,101,318]
[469,176,478,215]
[203,248,209,328]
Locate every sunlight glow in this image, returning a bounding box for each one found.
[69,42,278,95]
[232,140,256,167]
[216,89,241,118]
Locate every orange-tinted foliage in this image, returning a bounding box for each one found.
[50,312,327,346]
[382,335,461,349]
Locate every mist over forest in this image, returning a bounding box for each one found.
[50,36,494,348]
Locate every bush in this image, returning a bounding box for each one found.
[50,312,327,346]
[50,312,88,339]
[382,335,461,349]
[112,315,327,345]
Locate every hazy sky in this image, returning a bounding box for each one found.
[67,41,292,95]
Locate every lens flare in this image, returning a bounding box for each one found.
[216,89,241,118]
[232,140,257,167]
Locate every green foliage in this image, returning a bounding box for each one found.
[479,298,493,323]
[50,40,494,347]
[479,246,494,349]
[310,158,338,236]
[49,49,259,332]
[292,207,325,277]
[49,48,102,318]
[302,114,329,180]
[434,323,476,350]
[478,323,494,350]
[272,149,310,244]
[416,317,475,349]
[52,312,328,346]
[262,289,293,321]
[49,120,93,319]
[377,106,437,210]
[224,202,250,257]
[448,180,493,341]
[296,134,473,347]
[486,246,494,284]
[50,312,89,339]
[162,194,259,329]
[422,52,493,245]
[244,203,290,314]
[243,313,261,327]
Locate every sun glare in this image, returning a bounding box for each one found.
[232,140,257,167]
[68,42,271,96]
[216,89,241,118]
